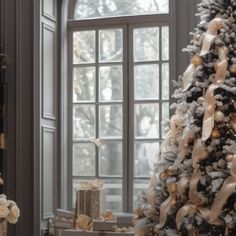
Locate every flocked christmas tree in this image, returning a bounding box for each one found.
[135,0,236,235]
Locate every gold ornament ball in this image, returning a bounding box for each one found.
[233,101,236,109]
[226,154,234,162]
[0,177,4,186]
[214,111,225,123]
[167,166,177,176]
[167,183,178,193]
[134,207,143,217]
[230,116,236,132]
[230,64,236,74]
[211,128,221,139]
[197,97,205,104]
[191,55,203,66]
[159,172,167,181]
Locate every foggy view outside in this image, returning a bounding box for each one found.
[74,0,169,19]
[72,0,170,211]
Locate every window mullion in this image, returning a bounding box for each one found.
[95,29,99,178]
[127,24,135,212]
[122,24,129,212]
[159,26,163,140]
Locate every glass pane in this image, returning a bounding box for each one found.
[99,29,123,62]
[134,64,159,100]
[73,67,95,102]
[73,105,95,139]
[134,27,159,62]
[99,66,123,102]
[73,31,95,64]
[162,27,169,60]
[133,179,149,207]
[162,63,169,100]
[74,0,169,19]
[99,105,122,138]
[135,103,159,138]
[99,142,122,176]
[134,142,159,177]
[73,143,95,176]
[162,102,169,138]
[102,179,122,211]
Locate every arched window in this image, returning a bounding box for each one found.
[66,0,175,212]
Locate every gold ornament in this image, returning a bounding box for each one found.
[191,55,203,66]
[214,110,225,123]
[167,183,178,193]
[225,154,234,162]
[167,166,177,176]
[0,177,4,186]
[159,172,168,181]
[0,133,6,149]
[211,128,221,139]
[230,64,236,74]
[230,114,236,132]
[233,101,236,109]
[134,207,143,217]
[197,96,205,104]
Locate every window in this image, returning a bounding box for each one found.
[68,0,173,212]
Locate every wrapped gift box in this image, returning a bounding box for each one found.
[93,220,116,231]
[49,209,74,236]
[75,189,105,220]
[58,229,135,236]
[54,220,73,229]
[115,213,134,227]
[56,209,74,219]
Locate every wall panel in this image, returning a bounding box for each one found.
[42,23,56,120]
[42,126,56,218]
[43,0,56,20]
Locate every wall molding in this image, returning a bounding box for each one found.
[42,0,57,22]
[33,0,41,234]
[42,22,57,120]
[41,126,57,219]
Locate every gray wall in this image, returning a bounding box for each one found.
[0,0,200,235]
[176,0,201,77]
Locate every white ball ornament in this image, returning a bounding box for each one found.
[214,111,225,122]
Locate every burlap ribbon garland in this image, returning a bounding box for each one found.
[177,128,195,162]
[200,17,225,56]
[160,112,182,154]
[189,139,208,205]
[178,176,190,201]
[182,64,195,92]
[176,204,198,236]
[208,156,236,225]
[202,46,228,141]
[176,204,197,229]
[156,192,177,229]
